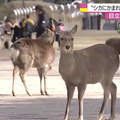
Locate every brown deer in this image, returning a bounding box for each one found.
[10,29,55,96]
[59,25,119,120]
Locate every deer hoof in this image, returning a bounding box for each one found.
[12,91,16,96]
[45,91,49,96]
[41,90,44,95]
[97,115,104,120]
[27,92,32,96]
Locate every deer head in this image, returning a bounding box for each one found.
[59,25,77,54]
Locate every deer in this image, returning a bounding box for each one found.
[10,28,55,96]
[59,25,119,120]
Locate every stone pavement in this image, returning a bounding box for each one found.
[0,70,120,120]
[0,31,120,120]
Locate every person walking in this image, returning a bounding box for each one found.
[34,5,50,38]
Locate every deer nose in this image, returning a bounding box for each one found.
[66,45,70,50]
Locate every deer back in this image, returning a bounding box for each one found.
[11,38,55,68]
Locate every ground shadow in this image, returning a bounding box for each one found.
[0,96,120,120]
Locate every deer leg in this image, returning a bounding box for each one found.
[64,84,75,120]
[19,70,31,96]
[12,66,19,96]
[108,82,117,120]
[78,84,86,120]
[43,72,48,96]
[37,68,44,95]
[97,84,110,120]
[43,65,51,96]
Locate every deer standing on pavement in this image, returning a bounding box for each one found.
[59,25,119,120]
[11,29,55,96]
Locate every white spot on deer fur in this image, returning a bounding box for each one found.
[10,48,20,62]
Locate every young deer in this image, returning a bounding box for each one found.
[59,25,119,120]
[11,29,55,96]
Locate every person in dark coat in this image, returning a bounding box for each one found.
[35,5,50,38]
[49,18,64,47]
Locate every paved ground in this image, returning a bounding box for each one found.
[0,31,120,120]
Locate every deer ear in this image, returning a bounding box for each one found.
[46,28,54,37]
[71,25,77,35]
[45,28,50,35]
